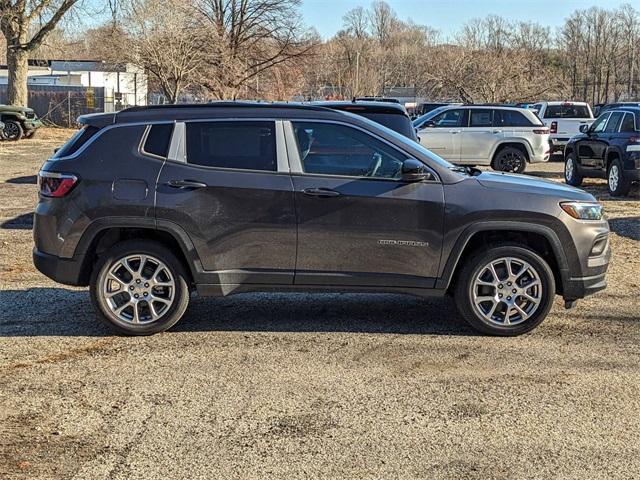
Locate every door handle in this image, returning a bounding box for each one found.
[167,179,208,189]
[450,130,460,134]
[492,130,502,134]
[302,187,341,198]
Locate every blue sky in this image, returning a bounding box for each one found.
[301,0,633,39]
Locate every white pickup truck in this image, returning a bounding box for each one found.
[532,101,594,156]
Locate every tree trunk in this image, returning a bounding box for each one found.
[7,46,29,107]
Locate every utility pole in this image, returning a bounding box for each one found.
[355,51,360,97]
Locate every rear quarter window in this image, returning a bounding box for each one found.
[494,110,541,127]
[53,125,100,158]
[143,124,174,158]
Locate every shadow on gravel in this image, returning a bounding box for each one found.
[6,175,37,184]
[1,212,33,230]
[0,288,476,337]
[609,217,640,241]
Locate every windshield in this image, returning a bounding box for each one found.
[412,106,449,128]
[544,104,592,119]
[359,112,416,140]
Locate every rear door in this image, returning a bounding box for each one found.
[155,119,297,286]
[460,109,498,163]
[416,108,465,162]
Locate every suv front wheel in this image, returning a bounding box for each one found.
[454,244,555,336]
[90,240,190,335]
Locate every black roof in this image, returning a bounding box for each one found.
[78,101,351,127]
[310,100,409,115]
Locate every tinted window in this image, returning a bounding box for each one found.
[428,109,465,128]
[591,113,609,133]
[359,112,416,139]
[53,125,100,158]
[493,110,539,127]
[186,121,276,171]
[604,112,624,133]
[620,113,637,132]
[469,109,493,127]
[544,105,591,119]
[143,124,173,157]
[292,122,408,179]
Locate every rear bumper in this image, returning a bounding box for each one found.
[23,118,43,131]
[33,247,88,286]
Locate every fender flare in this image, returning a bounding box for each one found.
[436,221,571,291]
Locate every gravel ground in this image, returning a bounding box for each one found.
[1,130,639,480]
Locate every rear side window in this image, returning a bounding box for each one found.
[143,124,173,157]
[53,125,100,158]
[469,109,493,127]
[543,105,591,119]
[493,110,540,127]
[620,113,637,132]
[359,112,416,139]
[186,121,276,171]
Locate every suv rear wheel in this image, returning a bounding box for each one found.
[90,240,190,335]
[454,244,555,336]
[607,158,631,197]
[564,152,583,187]
[492,147,527,173]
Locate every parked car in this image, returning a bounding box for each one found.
[532,101,594,156]
[564,107,640,196]
[416,105,550,173]
[33,102,609,336]
[595,102,640,117]
[0,104,43,140]
[417,102,460,116]
[313,100,417,140]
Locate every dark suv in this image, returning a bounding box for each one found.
[564,107,640,196]
[34,103,610,336]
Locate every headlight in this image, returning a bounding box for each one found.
[560,201,604,220]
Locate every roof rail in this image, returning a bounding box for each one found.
[119,101,331,114]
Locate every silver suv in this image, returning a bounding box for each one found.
[416,105,551,173]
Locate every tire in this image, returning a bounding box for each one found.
[492,147,527,173]
[564,152,583,187]
[2,120,24,141]
[90,240,190,335]
[607,158,631,197]
[454,244,556,336]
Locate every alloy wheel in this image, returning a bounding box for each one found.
[609,165,619,192]
[101,254,175,324]
[565,159,574,181]
[469,256,543,326]
[3,122,21,140]
[499,152,524,172]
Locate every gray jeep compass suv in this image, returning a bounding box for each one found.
[33,103,610,336]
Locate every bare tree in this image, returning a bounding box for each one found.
[0,0,79,106]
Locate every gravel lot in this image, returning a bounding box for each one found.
[1,129,639,479]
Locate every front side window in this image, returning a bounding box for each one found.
[620,113,637,133]
[185,121,276,171]
[604,112,624,133]
[292,122,408,179]
[591,113,609,133]
[429,109,465,128]
[469,109,493,127]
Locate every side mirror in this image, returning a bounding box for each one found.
[424,120,436,128]
[579,124,589,134]
[401,159,432,182]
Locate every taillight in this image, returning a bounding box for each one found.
[533,128,549,134]
[550,121,558,134]
[38,171,78,197]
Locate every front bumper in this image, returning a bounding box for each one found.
[33,247,88,286]
[24,118,43,132]
[563,272,608,300]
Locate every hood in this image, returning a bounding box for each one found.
[475,171,596,202]
[0,104,34,113]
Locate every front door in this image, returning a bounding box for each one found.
[155,120,296,286]
[417,108,465,162]
[576,112,610,170]
[286,120,444,288]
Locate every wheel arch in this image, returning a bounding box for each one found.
[73,218,200,286]
[491,141,532,163]
[439,222,570,296]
